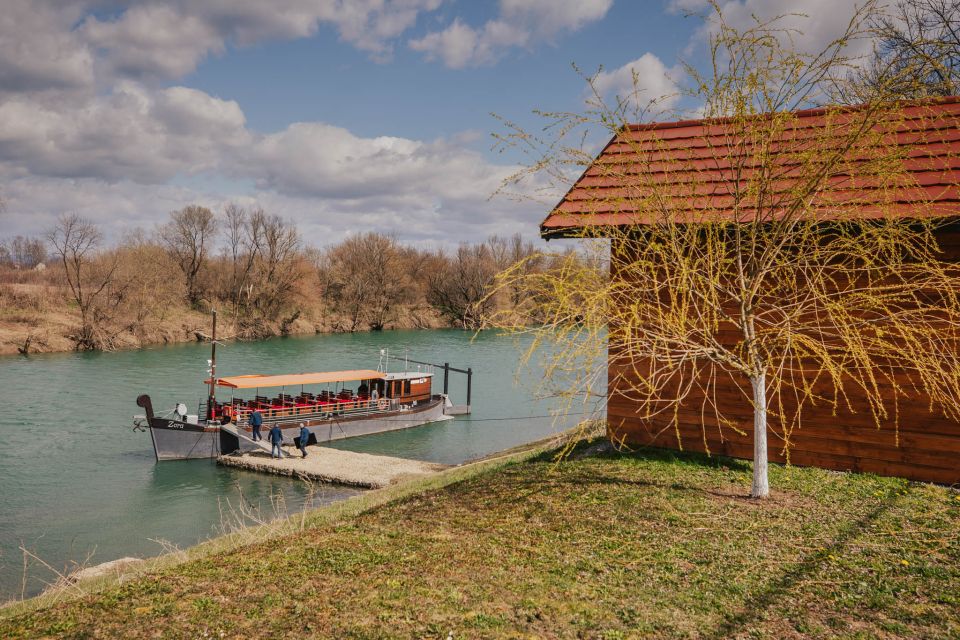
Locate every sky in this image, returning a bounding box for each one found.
[0,0,870,248]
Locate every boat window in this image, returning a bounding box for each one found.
[403,380,411,395]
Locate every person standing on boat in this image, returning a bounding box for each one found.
[268,423,283,459]
[298,423,310,458]
[249,409,263,441]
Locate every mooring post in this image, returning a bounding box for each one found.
[466,367,472,407]
[443,362,450,395]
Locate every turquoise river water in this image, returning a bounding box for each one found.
[0,329,582,601]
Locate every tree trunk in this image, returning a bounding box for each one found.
[751,371,770,498]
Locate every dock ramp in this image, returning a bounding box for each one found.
[217,446,448,488]
[220,423,285,458]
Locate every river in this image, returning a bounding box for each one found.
[0,329,585,601]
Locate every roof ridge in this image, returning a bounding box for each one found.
[624,96,960,133]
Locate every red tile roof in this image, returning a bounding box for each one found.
[540,98,960,238]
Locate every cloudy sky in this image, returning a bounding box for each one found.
[0,0,867,247]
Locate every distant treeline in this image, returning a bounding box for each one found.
[0,205,575,352]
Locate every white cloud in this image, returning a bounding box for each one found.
[669,0,873,59]
[0,0,94,95]
[0,79,542,247]
[593,54,683,110]
[81,5,224,81]
[77,0,445,82]
[409,0,612,68]
[0,84,250,183]
[409,18,529,68]
[243,123,512,204]
[500,0,613,39]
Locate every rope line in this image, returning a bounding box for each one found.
[125,413,583,431]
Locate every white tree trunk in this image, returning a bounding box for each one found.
[751,371,770,498]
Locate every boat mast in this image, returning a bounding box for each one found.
[207,309,217,420]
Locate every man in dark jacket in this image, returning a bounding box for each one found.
[249,409,263,441]
[268,423,283,458]
[298,423,311,458]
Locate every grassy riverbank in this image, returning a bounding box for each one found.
[3,443,959,638]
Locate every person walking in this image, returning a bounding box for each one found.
[249,408,263,441]
[268,423,283,459]
[298,423,310,458]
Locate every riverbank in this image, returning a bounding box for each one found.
[0,281,447,356]
[3,441,958,638]
[0,432,558,618]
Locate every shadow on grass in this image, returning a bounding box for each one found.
[512,439,913,637]
[526,440,753,473]
[702,484,910,639]
[497,442,756,505]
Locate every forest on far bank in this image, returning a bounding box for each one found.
[0,204,577,355]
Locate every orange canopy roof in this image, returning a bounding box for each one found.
[541,98,960,238]
[211,369,385,389]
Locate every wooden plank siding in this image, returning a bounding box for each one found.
[606,231,960,486]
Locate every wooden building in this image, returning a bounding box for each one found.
[540,99,960,484]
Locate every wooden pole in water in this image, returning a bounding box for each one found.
[466,367,472,407]
[443,363,449,396]
[208,310,217,420]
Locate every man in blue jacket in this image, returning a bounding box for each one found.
[249,409,263,441]
[298,423,311,458]
[268,423,283,459]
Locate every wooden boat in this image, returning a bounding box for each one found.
[136,368,452,461]
[134,311,459,461]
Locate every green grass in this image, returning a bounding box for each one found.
[2,443,959,639]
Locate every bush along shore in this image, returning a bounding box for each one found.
[2,441,958,639]
[1,208,580,355]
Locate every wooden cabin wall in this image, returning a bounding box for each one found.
[606,225,960,485]
[409,378,432,402]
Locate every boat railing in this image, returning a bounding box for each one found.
[226,396,398,426]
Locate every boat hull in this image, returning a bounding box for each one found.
[149,420,221,461]
[149,396,452,461]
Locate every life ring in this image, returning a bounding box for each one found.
[377,399,388,410]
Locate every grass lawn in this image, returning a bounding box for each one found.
[2,443,959,639]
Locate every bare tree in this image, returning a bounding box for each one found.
[323,233,414,331]
[220,203,261,317]
[428,244,499,330]
[9,236,47,269]
[245,211,303,325]
[46,215,118,350]
[160,205,217,307]
[112,230,186,342]
[845,0,960,101]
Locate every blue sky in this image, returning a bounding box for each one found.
[182,3,693,142]
[0,0,861,247]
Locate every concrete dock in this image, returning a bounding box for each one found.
[217,445,448,489]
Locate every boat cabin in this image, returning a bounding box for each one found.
[204,369,435,425]
[382,372,433,403]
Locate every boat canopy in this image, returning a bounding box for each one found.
[210,369,386,389]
